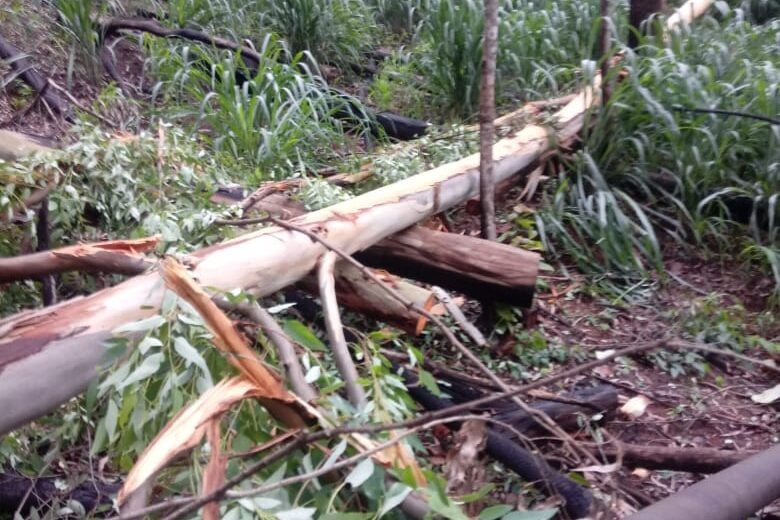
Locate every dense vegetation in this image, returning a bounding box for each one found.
[0,0,778,518]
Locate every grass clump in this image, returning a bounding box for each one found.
[539,10,780,293]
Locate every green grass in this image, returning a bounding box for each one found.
[539,10,780,294]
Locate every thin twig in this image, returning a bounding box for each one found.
[215,299,317,401]
[267,216,599,464]
[431,286,487,347]
[213,216,270,226]
[670,105,780,126]
[46,79,118,128]
[318,251,367,408]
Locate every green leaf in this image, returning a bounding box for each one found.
[118,352,165,389]
[418,369,441,396]
[113,315,167,334]
[320,514,372,520]
[426,489,469,520]
[379,483,412,517]
[502,509,558,520]
[276,507,316,520]
[283,320,327,351]
[173,337,211,379]
[478,505,513,520]
[105,399,119,441]
[345,458,374,488]
[321,439,348,471]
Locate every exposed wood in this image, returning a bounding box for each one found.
[217,300,317,401]
[298,262,434,335]
[0,37,69,116]
[594,442,758,474]
[0,129,56,161]
[626,443,780,520]
[0,237,159,283]
[356,226,539,307]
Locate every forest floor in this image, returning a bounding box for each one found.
[1,1,778,517]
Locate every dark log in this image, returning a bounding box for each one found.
[595,442,758,474]
[0,36,69,116]
[355,226,539,307]
[0,471,119,516]
[626,442,780,520]
[35,196,56,306]
[628,0,667,48]
[374,112,430,140]
[440,381,619,436]
[214,187,540,307]
[403,370,593,519]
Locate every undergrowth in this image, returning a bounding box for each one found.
[539,9,780,296]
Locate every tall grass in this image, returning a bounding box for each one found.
[55,0,103,81]
[413,0,603,118]
[145,35,350,178]
[261,0,377,68]
[540,10,780,293]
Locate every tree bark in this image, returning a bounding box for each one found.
[479,0,499,240]
[594,442,758,474]
[626,443,780,520]
[355,226,539,307]
[0,237,159,283]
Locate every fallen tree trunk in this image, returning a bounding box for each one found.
[355,226,538,307]
[0,0,713,436]
[596,442,758,474]
[0,91,587,435]
[0,130,57,161]
[626,442,780,520]
[218,189,540,306]
[0,37,69,116]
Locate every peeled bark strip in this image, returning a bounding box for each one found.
[356,226,539,307]
[0,237,159,283]
[299,262,434,335]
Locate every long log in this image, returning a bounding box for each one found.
[626,443,780,520]
[0,472,118,515]
[217,189,540,306]
[595,442,758,474]
[0,0,713,435]
[356,227,538,306]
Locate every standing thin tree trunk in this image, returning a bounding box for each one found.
[36,196,56,306]
[479,0,499,241]
[599,0,612,105]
